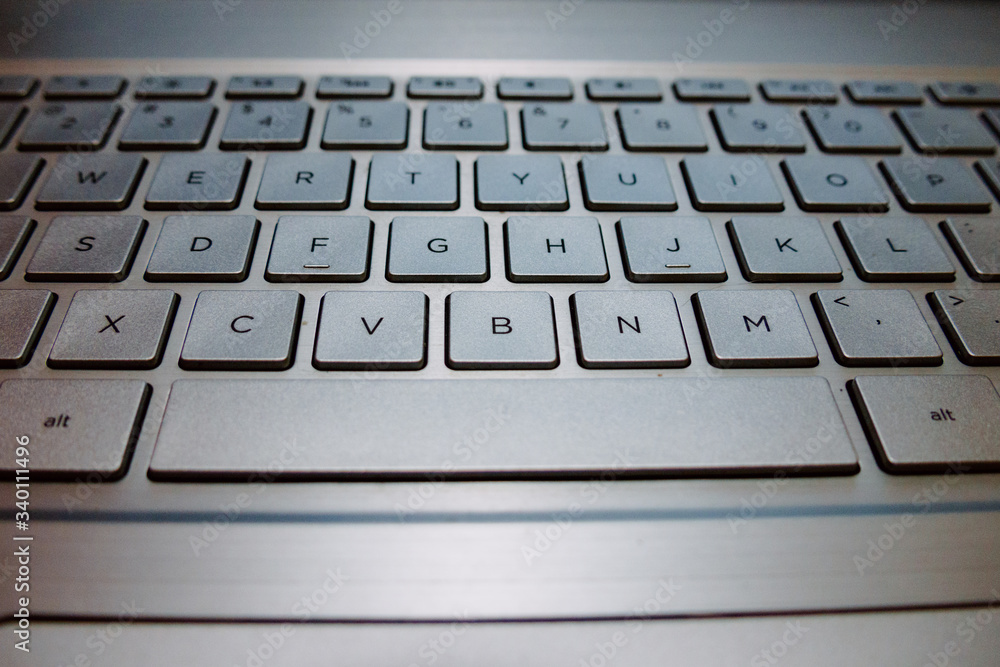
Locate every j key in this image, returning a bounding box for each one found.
[19,102,120,150]
[145,215,259,282]
[44,75,124,99]
[25,215,146,282]
[0,216,35,279]
[673,78,750,102]
[929,290,1000,365]
[35,154,146,210]
[760,80,837,103]
[616,215,727,283]
[940,217,1000,281]
[781,156,889,212]
[693,289,818,368]
[851,375,1000,473]
[812,289,942,366]
[365,153,458,210]
[474,155,568,211]
[220,101,312,150]
[0,290,54,368]
[834,216,955,282]
[0,75,37,99]
[446,291,558,370]
[0,102,26,146]
[929,82,1000,106]
[0,154,44,211]
[407,77,483,99]
[386,216,488,282]
[255,153,354,210]
[317,76,393,98]
[226,76,303,99]
[895,108,996,155]
[579,155,677,211]
[727,216,842,282]
[880,157,992,213]
[134,76,215,99]
[570,290,689,369]
[845,80,922,105]
[264,215,372,283]
[585,78,662,101]
[48,290,178,370]
[119,101,216,150]
[179,290,303,370]
[313,291,428,370]
[321,101,409,149]
[497,78,573,100]
[144,154,250,210]
[504,216,608,283]
[521,103,608,151]
[681,156,784,212]
[616,103,707,152]
[423,102,508,150]
[711,104,807,152]
[975,157,1000,199]
[802,106,902,153]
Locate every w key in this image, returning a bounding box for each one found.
[35,154,146,210]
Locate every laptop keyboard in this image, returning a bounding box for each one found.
[1,68,999,486]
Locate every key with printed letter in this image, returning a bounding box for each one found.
[781,156,889,212]
[880,157,992,213]
[144,154,251,210]
[835,216,955,282]
[386,216,488,282]
[25,215,146,282]
[505,216,608,282]
[264,215,372,283]
[446,291,559,370]
[579,155,677,211]
[255,154,354,210]
[366,154,459,210]
[682,156,784,211]
[314,291,428,370]
[616,216,727,282]
[35,154,146,210]
[474,155,568,211]
[728,216,842,282]
[145,215,259,282]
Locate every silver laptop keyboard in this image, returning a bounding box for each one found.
[1,68,999,488]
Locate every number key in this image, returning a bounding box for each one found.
[19,102,120,150]
[119,102,216,150]
[616,103,707,152]
[711,104,806,152]
[321,101,408,149]
[220,101,312,150]
[521,103,608,151]
[802,106,902,153]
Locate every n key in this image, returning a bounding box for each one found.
[35,154,146,210]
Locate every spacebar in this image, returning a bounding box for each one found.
[148,378,859,479]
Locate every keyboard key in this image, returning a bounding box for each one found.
[144,154,250,210]
[264,215,372,283]
[616,103,707,152]
[446,291,558,370]
[504,216,608,282]
[585,78,662,101]
[48,290,178,370]
[673,78,750,102]
[693,290,818,368]
[44,75,124,99]
[570,290,689,369]
[219,101,312,150]
[812,289,942,366]
[781,156,889,212]
[727,216,842,282]
[474,154,568,211]
[145,215,259,282]
[835,216,954,282]
[19,102,120,150]
[617,215,727,283]
[895,108,996,155]
[314,291,428,370]
[497,77,572,100]
[760,79,836,103]
[851,375,1000,472]
[423,102,508,150]
[0,154,44,211]
[35,154,147,210]
[407,77,483,99]
[386,216,488,282]
[226,75,303,99]
[119,101,216,150]
[25,215,146,282]
[976,157,1000,199]
[711,104,806,152]
[880,157,992,213]
[0,290,55,368]
[579,155,677,211]
[365,153,458,210]
[0,379,149,478]
[984,109,1000,139]
[148,377,858,478]
[929,82,1000,106]
[940,217,1000,281]
[317,75,393,98]
[134,76,215,99]
[521,103,608,151]
[0,75,37,99]
[0,216,35,279]
[802,106,902,153]
[844,80,922,105]
[179,290,303,370]
[681,156,784,212]
[255,154,354,210]
[928,290,1000,365]
[0,102,26,146]
[321,101,408,149]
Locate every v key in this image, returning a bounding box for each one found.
[361,317,384,335]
